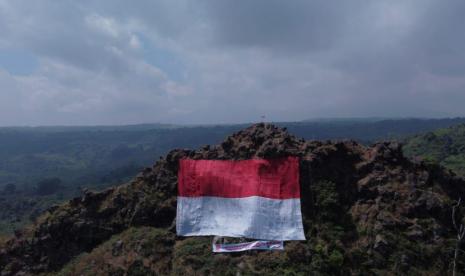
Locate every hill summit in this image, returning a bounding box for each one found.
[1,123,465,275]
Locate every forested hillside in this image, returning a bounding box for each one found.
[1,118,465,235]
[2,124,464,275]
[404,123,465,177]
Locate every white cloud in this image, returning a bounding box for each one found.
[85,14,120,38]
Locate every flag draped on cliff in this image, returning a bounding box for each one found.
[176,157,305,241]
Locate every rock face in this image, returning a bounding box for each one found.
[1,123,465,275]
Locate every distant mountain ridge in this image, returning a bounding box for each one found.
[2,118,465,186]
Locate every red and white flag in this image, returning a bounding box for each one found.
[176,157,305,241]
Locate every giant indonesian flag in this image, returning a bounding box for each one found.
[176,157,306,240]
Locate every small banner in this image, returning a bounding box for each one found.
[212,239,284,253]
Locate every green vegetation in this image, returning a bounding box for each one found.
[404,123,465,177]
[1,118,465,235]
[2,122,464,275]
[306,180,356,275]
[55,227,175,275]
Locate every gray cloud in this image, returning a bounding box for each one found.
[0,0,464,125]
[202,0,360,52]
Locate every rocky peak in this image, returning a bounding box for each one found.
[1,123,464,275]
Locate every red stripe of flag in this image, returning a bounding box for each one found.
[178,157,300,199]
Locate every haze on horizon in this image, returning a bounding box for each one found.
[1,0,465,126]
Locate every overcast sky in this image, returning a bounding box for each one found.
[1,0,465,126]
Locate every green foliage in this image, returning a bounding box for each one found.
[172,238,317,275]
[311,180,340,220]
[172,238,230,275]
[404,123,465,177]
[304,180,359,275]
[328,249,344,268]
[55,227,174,275]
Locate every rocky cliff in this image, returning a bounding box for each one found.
[1,123,464,275]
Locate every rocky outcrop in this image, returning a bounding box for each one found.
[1,123,464,275]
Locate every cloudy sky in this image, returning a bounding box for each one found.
[1,0,465,126]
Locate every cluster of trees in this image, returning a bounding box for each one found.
[404,123,465,177]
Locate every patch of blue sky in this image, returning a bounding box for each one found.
[138,34,186,82]
[0,48,39,76]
